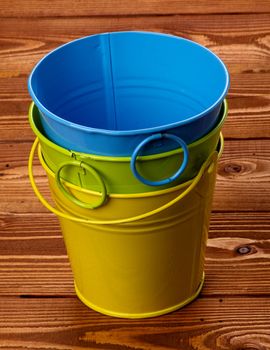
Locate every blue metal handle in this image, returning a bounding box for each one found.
[130,133,189,186]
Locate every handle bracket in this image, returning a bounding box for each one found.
[55,160,107,209]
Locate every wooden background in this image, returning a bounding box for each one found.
[1,1,270,349]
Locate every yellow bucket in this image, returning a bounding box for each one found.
[28,136,223,318]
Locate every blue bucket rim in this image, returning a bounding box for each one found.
[28,31,230,136]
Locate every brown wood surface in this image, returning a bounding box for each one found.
[1,0,269,16]
[0,297,270,350]
[0,1,270,349]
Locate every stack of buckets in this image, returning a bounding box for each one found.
[28,31,229,318]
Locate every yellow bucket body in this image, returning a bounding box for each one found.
[60,207,208,318]
[34,143,220,318]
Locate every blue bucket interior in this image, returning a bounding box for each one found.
[29,32,229,131]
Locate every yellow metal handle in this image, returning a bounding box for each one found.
[29,137,218,225]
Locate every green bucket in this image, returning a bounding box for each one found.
[29,100,227,194]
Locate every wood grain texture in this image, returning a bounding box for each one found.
[0,297,269,350]
[0,212,270,297]
[1,14,270,75]
[215,139,270,211]
[1,0,270,17]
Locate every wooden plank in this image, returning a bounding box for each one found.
[0,101,33,142]
[206,212,270,296]
[0,212,270,296]
[1,14,270,75]
[215,139,270,211]
[0,0,269,17]
[0,213,63,255]
[223,73,270,139]
[0,297,269,350]
[0,139,270,212]
[2,14,270,40]
[0,257,74,296]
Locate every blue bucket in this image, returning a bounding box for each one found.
[28,31,229,156]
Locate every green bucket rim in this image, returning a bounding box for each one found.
[38,133,224,199]
[29,99,228,163]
